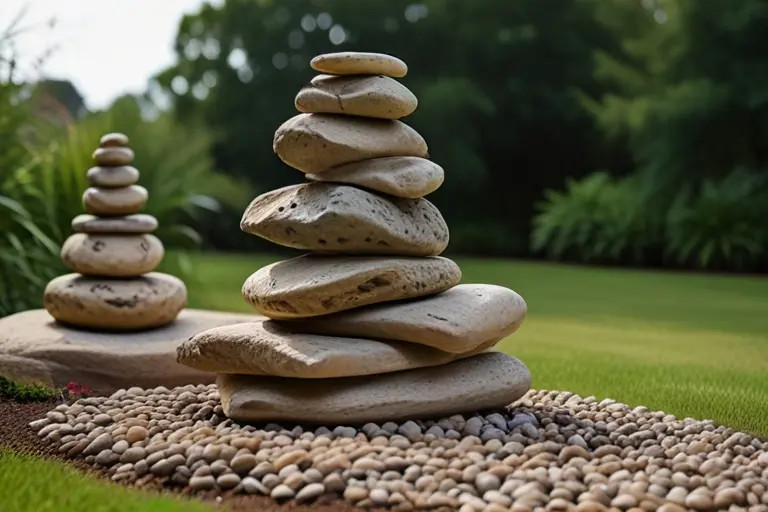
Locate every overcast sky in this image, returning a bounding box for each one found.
[1,0,219,109]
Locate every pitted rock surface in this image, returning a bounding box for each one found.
[60,233,164,277]
[240,183,448,256]
[241,255,461,319]
[310,52,408,78]
[43,272,187,330]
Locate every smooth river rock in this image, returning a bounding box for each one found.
[44,272,187,330]
[287,284,527,353]
[240,183,448,256]
[71,214,158,234]
[99,132,129,147]
[83,185,148,216]
[177,320,482,378]
[307,156,444,199]
[310,52,408,78]
[60,233,164,277]
[218,352,531,423]
[87,165,139,187]
[92,146,134,166]
[273,114,427,174]
[0,308,263,392]
[295,74,417,119]
[242,255,461,319]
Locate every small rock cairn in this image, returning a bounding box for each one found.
[178,52,531,423]
[44,133,187,330]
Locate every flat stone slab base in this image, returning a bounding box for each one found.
[0,308,264,392]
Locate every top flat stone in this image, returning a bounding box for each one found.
[0,308,263,392]
[93,146,134,166]
[177,320,481,378]
[286,284,527,353]
[274,114,427,174]
[242,254,461,319]
[296,75,417,119]
[310,52,407,78]
[99,133,129,147]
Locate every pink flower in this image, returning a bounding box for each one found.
[66,382,93,396]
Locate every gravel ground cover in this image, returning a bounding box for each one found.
[28,384,768,511]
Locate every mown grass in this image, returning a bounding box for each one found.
[0,449,212,512]
[170,252,768,436]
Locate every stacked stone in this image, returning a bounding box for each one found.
[178,52,531,423]
[44,133,187,330]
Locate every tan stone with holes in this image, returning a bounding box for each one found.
[310,52,408,78]
[240,183,448,256]
[60,233,164,277]
[242,254,461,319]
[274,114,427,174]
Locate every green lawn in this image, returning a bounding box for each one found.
[171,252,768,436]
[0,450,213,512]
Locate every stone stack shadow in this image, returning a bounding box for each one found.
[177,52,531,423]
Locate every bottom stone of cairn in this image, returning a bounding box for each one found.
[29,386,768,510]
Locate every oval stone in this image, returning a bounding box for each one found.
[306,157,443,199]
[241,255,461,319]
[177,320,483,378]
[99,133,129,147]
[60,233,164,277]
[83,185,148,216]
[240,183,448,256]
[286,284,527,353]
[71,214,158,234]
[87,166,139,187]
[43,272,187,330]
[310,52,408,78]
[295,75,417,119]
[273,114,427,174]
[92,146,134,166]
[217,352,531,423]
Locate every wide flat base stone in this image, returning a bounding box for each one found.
[0,308,264,392]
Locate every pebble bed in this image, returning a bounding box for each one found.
[30,385,768,511]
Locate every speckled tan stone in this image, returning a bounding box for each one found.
[242,255,461,319]
[306,156,443,199]
[86,166,139,187]
[218,352,531,423]
[273,114,427,174]
[99,132,129,147]
[240,183,448,256]
[43,272,187,330]
[287,284,527,353]
[310,52,408,78]
[82,185,148,216]
[177,320,484,378]
[60,233,164,277]
[71,214,158,234]
[296,74,417,119]
[92,146,134,166]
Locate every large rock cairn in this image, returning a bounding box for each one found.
[44,133,187,330]
[178,52,531,423]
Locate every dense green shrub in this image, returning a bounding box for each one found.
[666,169,768,270]
[0,96,250,316]
[0,376,59,402]
[531,172,662,264]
